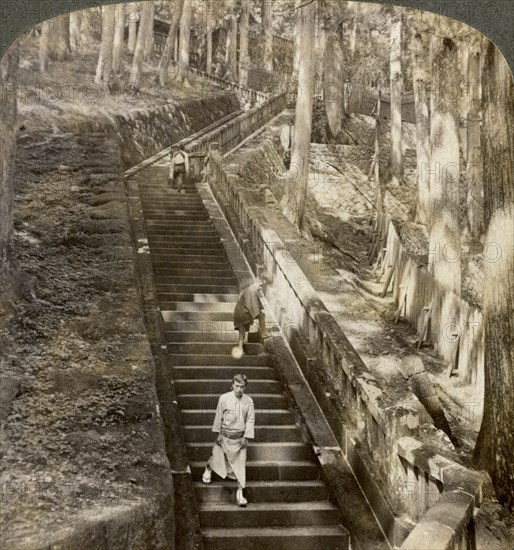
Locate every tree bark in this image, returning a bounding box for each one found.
[390,15,402,187]
[225,2,238,81]
[263,0,273,73]
[413,25,430,225]
[39,20,51,72]
[0,40,20,297]
[70,11,82,51]
[176,0,192,84]
[324,4,344,136]
[466,42,484,238]
[427,31,462,360]
[280,1,316,229]
[128,2,153,92]
[473,40,514,512]
[112,3,125,74]
[239,0,250,86]
[144,1,155,60]
[206,1,214,74]
[159,0,184,86]
[95,6,116,88]
[128,9,138,53]
[54,14,71,60]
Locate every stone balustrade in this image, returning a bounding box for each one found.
[206,138,486,549]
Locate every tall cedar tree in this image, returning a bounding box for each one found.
[427,30,462,364]
[281,0,316,229]
[0,40,20,297]
[95,6,116,88]
[324,1,344,136]
[239,0,250,86]
[389,15,402,186]
[159,0,185,86]
[128,2,154,92]
[474,40,514,512]
[176,0,192,84]
[112,3,125,74]
[262,0,273,73]
[412,16,430,225]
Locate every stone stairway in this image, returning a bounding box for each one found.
[137,172,349,549]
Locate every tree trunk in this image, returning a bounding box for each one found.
[0,40,20,298]
[144,2,155,59]
[95,6,116,88]
[239,0,250,86]
[263,0,273,73]
[390,16,402,187]
[79,9,98,47]
[280,1,316,229]
[70,12,82,51]
[55,14,71,60]
[176,0,192,84]
[159,0,184,86]
[128,2,153,92]
[473,40,514,512]
[112,3,125,74]
[225,3,238,81]
[128,9,138,53]
[466,43,484,238]
[428,31,462,358]
[39,20,50,71]
[413,26,430,225]
[206,2,214,74]
[324,6,344,136]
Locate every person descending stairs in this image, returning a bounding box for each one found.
[137,162,349,549]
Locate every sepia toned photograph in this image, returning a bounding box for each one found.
[0,1,513,548]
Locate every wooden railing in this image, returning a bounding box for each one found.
[207,148,485,550]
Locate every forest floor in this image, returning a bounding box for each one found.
[16,38,222,134]
[0,43,231,546]
[226,110,514,548]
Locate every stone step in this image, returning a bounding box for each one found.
[202,525,349,550]
[199,501,339,528]
[183,425,302,443]
[151,255,229,266]
[187,442,311,462]
[142,206,207,213]
[168,342,264,355]
[168,354,269,367]
[144,214,210,221]
[160,310,234,322]
[175,378,280,394]
[172,366,276,380]
[166,330,246,343]
[148,236,221,244]
[149,242,224,251]
[191,460,318,481]
[156,276,235,288]
[145,229,219,237]
[162,301,236,313]
[145,220,215,228]
[181,409,295,425]
[163,320,248,332]
[178,393,287,409]
[195,481,329,504]
[157,285,238,295]
[158,292,239,303]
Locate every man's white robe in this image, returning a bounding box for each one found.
[208,391,255,488]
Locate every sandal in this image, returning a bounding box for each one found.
[202,468,212,485]
[236,487,247,507]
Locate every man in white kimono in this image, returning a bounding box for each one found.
[202,374,255,506]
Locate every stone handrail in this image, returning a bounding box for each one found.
[183,93,286,157]
[207,151,485,549]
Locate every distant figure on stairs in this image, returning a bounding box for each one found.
[233,279,265,357]
[168,148,190,193]
[202,374,255,507]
